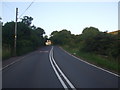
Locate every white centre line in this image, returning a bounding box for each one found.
[49,47,68,89]
[49,46,76,90]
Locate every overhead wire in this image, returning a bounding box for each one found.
[18,0,35,19]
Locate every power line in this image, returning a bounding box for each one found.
[18,0,35,19]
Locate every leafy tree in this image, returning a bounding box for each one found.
[50,29,71,45]
[21,16,33,26]
[2,22,15,48]
[17,22,31,41]
[80,27,100,51]
[81,26,100,40]
[49,26,119,61]
[50,31,59,37]
[35,27,45,37]
[2,16,46,57]
[82,27,99,34]
[44,35,49,42]
[81,27,119,60]
[31,25,36,30]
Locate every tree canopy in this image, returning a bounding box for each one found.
[50,27,119,61]
[2,16,46,57]
[50,29,72,45]
[21,16,33,26]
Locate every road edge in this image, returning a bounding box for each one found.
[59,46,120,77]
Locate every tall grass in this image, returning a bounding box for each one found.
[2,44,37,60]
[2,45,11,60]
[62,45,119,74]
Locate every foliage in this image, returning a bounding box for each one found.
[81,27,119,60]
[50,29,72,45]
[62,45,119,73]
[2,44,11,59]
[21,16,33,26]
[50,26,119,61]
[2,16,46,59]
[82,27,99,34]
[56,27,119,73]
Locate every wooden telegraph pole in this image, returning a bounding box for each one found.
[14,8,18,56]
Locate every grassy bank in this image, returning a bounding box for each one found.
[62,45,119,74]
[2,45,36,60]
[2,45,11,60]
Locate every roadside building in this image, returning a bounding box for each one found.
[108,30,120,35]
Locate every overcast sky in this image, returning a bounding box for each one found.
[1,1,118,36]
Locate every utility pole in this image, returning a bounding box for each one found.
[14,8,18,56]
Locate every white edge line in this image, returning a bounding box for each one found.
[49,46,68,89]
[51,47,76,89]
[1,51,39,71]
[59,47,120,77]
[0,56,26,71]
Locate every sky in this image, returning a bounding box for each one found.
[1,1,119,37]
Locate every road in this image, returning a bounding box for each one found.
[2,46,119,89]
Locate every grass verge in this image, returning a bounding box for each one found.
[62,45,119,75]
[2,46,11,60]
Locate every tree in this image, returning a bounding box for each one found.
[81,28,119,60]
[50,31,58,37]
[35,27,45,37]
[81,26,100,40]
[17,22,31,40]
[31,25,36,30]
[3,16,46,57]
[2,22,15,47]
[21,16,33,26]
[82,27,99,34]
[50,29,72,45]
[44,35,48,42]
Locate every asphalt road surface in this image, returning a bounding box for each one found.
[2,46,119,89]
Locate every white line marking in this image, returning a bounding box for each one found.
[49,47,68,89]
[49,46,76,89]
[51,47,76,89]
[0,56,25,71]
[1,51,39,71]
[59,47,120,77]
[40,51,49,53]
